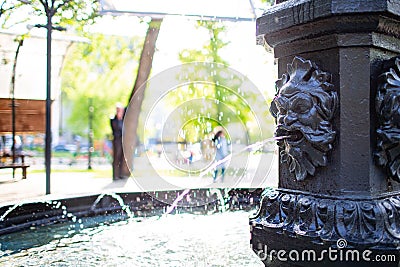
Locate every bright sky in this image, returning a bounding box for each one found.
[90,15,277,99]
[1,0,277,100]
[99,0,266,20]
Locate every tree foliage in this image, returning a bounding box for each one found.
[169,20,263,143]
[0,0,126,142]
[0,0,98,30]
[261,0,274,4]
[179,20,229,65]
[61,33,142,139]
[173,21,230,142]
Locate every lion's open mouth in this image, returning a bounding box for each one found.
[276,126,304,143]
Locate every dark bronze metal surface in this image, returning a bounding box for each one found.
[375,57,400,182]
[270,56,337,181]
[251,0,400,266]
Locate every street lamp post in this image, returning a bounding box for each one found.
[32,6,65,195]
[18,0,67,195]
[44,7,53,195]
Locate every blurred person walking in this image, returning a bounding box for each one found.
[212,128,230,183]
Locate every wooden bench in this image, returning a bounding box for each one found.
[0,155,30,179]
[0,163,30,179]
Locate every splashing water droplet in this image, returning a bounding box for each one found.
[199,135,293,178]
[91,193,134,219]
[164,188,191,215]
[0,204,19,222]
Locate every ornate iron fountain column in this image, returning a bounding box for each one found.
[250,0,400,266]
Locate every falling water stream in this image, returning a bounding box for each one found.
[164,135,290,214]
[199,135,291,178]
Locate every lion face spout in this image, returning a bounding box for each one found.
[270,56,338,181]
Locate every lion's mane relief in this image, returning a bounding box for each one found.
[375,57,400,182]
[270,56,338,181]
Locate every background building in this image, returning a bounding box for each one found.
[0,29,83,147]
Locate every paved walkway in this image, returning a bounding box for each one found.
[0,154,278,206]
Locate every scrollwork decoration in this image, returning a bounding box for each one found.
[250,189,400,248]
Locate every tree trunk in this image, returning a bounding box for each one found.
[123,18,163,171]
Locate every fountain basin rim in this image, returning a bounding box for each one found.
[0,188,263,235]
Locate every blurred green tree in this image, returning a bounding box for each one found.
[0,0,98,30]
[61,33,142,139]
[168,20,266,144]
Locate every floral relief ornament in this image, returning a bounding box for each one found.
[270,56,338,181]
[375,57,400,182]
